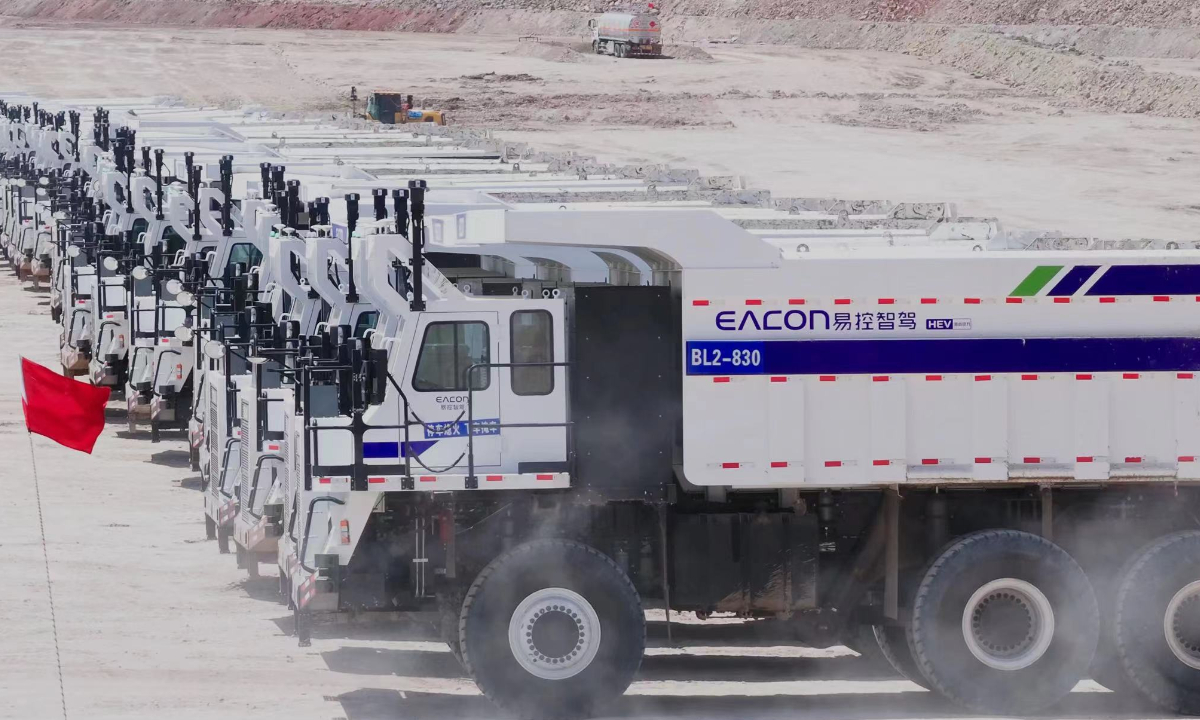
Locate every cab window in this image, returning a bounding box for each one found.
[353,311,379,338]
[161,226,186,257]
[510,310,553,395]
[413,322,490,392]
[223,242,263,281]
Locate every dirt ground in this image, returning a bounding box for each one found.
[1,23,1200,240]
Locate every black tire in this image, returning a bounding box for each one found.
[205,515,217,541]
[246,553,260,578]
[189,445,200,472]
[616,43,627,58]
[873,624,928,688]
[150,422,160,443]
[217,527,230,554]
[1115,531,1200,715]
[440,594,464,666]
[1091,542,1151,697]
[909,530,1098,714]
[592,39,600,54]
[459,539,644,720]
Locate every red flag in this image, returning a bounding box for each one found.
[21,357,111,454]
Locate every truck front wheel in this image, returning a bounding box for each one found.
[1115,531,1200,715]
[872,624,928,688]
[909,530,1098,714]
[459,539,644,720]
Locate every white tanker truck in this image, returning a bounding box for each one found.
[589,4,663,58]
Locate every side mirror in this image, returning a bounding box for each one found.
[102,256,119,271]
[66,245,81,258]
[131,266,149,280]
[203,339,225,360]
[176,291,195,308]
[174,326,194,342]
[165,278,183,295]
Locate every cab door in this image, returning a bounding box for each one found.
[401,312,501,472]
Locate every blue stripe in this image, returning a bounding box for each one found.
[363,440,437,459]
[1047,265,1099,296]
[1087,264,1200,296]
[686,338,1200,376]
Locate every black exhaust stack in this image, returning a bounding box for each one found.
[344,193,360,304]
[408,180,426,312]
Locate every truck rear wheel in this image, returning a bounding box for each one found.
[459,539,644,720]
[910,530,1098,714]
[1115,531,1200,715]
[205,515,216,540]
[872,624,928,688]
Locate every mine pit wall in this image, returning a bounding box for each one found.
[8,1,1200,119]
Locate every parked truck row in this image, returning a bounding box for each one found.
[3,94,1200,720]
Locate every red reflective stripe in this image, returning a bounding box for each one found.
[1076,373,1092,380]
[536,474,554,480]
[1024,457,1041,464]
[1022,374,1038,381]
[368,477,385,484]
[788,298,806,305]
[713,377,731,383]
[834,298,851,305]
[921,458,939,465]
[964,297,981,304]
[1053,297,1070,304]
[920,298,937,304]
[975,374,991,381]
[1076,456,1093,463]
[267,444,279,451]
[824,461,842,468]
[1006,297,1023,304]
[872,375,889,382]
[770,461,788,468]
[819,375,836,382]
[318,477,331,484]
[745,299,762,306]
[691,299,709,306]
[1099,297,1116,303]
[873,459,890,466]
[419,476,436,482]
[877,298,895,305]
[722,462,740,469]
[925,375,942,381]
[1180,456,1196,462]
[486,474,504,482]
[975,457,992,464]
[1180,373,1195,379]
[770,376,787,383]
[1123,373,1140,380]
[1154,296,1170,302]
[1124,457,1142,463]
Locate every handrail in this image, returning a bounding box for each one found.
[246,453,283,520]
[464,360,572,485]
[299,496,345,574]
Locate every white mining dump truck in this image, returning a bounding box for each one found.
[590,6,663,58]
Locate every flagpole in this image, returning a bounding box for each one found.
[27,430,69,720]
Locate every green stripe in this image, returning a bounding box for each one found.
[1010,265,1063,297]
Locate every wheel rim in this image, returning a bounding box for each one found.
[1164,580,1200,670]
[961,578,1056,671]
[508,587,601,680]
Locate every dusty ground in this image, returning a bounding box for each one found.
[3,22,1200,240]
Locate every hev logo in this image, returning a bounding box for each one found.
[926,318,953,330]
